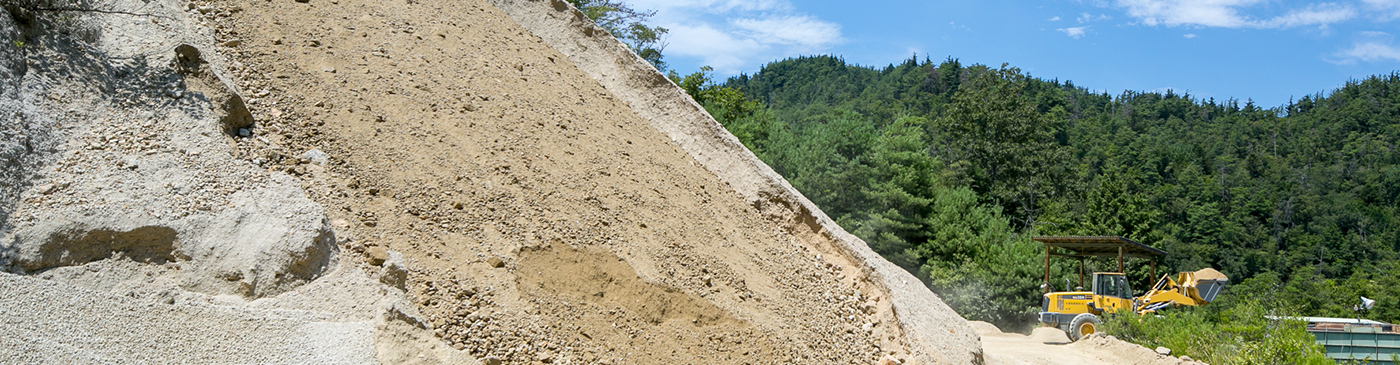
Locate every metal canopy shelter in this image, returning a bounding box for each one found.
[1033,236,1167,293]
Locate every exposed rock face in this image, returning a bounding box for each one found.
[0,0,334,300]
[0,1,434,364]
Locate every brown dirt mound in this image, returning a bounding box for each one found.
[515,242,737,327]
[200,0,911,363]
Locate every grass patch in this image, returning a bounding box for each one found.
[1101,299,1331,365]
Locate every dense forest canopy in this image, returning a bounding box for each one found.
[674,55,1400,329]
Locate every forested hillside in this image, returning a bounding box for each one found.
[673,56,1400,329]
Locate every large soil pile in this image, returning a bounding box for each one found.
[0,0,979,363]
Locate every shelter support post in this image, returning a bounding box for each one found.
[1044,246,1050,294]
[1117,247,1124,273]
[1078,258,1084,289]
[1150,259,1157,288]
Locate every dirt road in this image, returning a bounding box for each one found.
[971,321,1204,365]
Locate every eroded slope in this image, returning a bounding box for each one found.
[204,0,908,363]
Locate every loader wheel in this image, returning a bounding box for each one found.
[1068,313,1101,341]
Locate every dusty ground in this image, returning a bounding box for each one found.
[198,0,910,363]
[970,321,1206,365]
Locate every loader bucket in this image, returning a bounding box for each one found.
[1192,268,1229,303]
[1197,279,1227,303]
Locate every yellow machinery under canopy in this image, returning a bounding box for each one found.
[1033,236,1167,293]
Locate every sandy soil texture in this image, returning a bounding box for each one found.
[970,321,1207,365]
[197,0,926,363]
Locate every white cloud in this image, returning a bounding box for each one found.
[1116,0,1262,27]
[629,0,789,13]
[1059,27,1090,38]
[1114,0,1356,28]
[731,16,842,49]
[1077,12,1111,23]
[1183,33,1197,38]
[1049,16,1063,21]
[1258,3,1356,28]
[1361,0,1400,20]
[632,0,843,74]
[1330,32,1400,64]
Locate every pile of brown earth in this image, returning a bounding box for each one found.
[0,0,978,363]
[200,0,968,362]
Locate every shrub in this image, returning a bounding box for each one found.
[1101,299,1331,365]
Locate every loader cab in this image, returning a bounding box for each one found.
[1091,272,1134,313]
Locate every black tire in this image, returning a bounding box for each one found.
[1068,313,1101,341]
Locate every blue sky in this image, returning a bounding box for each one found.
[631,0,1400,107]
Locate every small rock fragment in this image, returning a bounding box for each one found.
[366,246,387,266]
[302,149,329,166]
[487,257,504,268]
[1155,346,1171,356]
[379,250,408,290]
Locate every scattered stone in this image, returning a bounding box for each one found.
[487,257,504,268]
[1181,356,1193,362]
[330,218,350,228]
[482,357,502,365]
[1155,346,1171,356]
[366,246,388,266]
[223,40,243,47]
[301,149,329,166]
[238,128,251,137]
[379,250,408,290]
[35,183,57,195]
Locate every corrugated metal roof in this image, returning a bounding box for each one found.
[1268,316,1389,325]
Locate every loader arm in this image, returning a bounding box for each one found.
[1134,268,1229,314]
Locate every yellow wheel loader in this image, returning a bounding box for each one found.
[1032,236,1228,341]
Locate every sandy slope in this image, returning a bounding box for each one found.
[198,0,949,363]
[0,0,980,362]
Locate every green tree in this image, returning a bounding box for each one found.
[667,66,774,153]
[850,116,939,270]
[1079,168,1160,240]
[936,65,1068,229]
[567,0,668,70]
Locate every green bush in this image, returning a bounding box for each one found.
[1101,299,1331,365]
